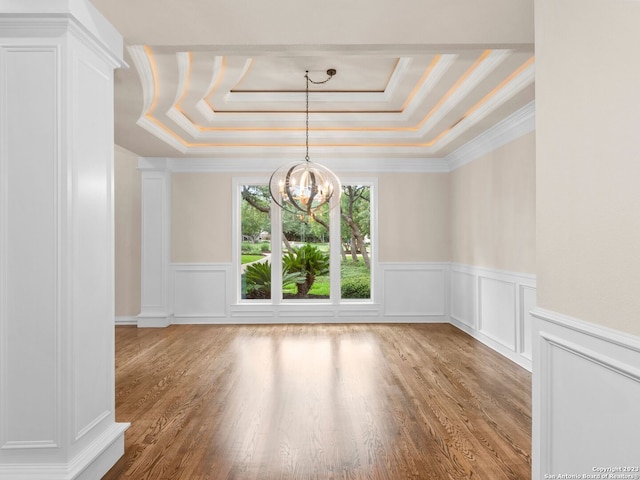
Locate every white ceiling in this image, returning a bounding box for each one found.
[89,0,535,161]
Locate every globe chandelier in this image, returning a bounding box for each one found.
[269,69,341,220]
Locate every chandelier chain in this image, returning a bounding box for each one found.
[304,69,335,163]
[305,71,310,162]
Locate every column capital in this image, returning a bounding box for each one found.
[138,157,172,173]
[0,0,126,68]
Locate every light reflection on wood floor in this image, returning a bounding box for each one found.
[104,324,531,479]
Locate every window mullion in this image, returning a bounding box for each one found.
[329,190,341,304]
[270,196,283,305]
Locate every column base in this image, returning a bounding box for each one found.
[0,422,129,480]
[137,314,172,328]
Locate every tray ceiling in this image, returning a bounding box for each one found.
[90,1,535,160]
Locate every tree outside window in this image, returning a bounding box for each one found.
[239,183,372,302]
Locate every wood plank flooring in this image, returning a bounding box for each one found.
[103,324,531,480]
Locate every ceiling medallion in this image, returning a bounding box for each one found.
[269,69,341,220]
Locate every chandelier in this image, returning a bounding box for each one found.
[269,69,341,220]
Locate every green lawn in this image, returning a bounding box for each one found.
[308,278,330,296]
[241,254,264,264]
[241,241,270,255]
[306,258,370,298]
[341,257,370,280]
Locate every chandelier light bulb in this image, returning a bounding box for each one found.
[269,160,341,216]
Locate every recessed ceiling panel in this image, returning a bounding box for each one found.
[122,45,535,158]
[231,56,400,93]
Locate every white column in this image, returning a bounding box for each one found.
[0,2,129,479]
[137,158,172,327]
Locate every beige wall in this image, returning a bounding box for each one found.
[536,0,640,335]
[169,171,450,264]
[114,146,141,316]
[117,155,535,310]
[450,132,536,273]
[378,173,450,262]
[171,173,233,263]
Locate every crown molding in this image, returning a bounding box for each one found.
[445,100,535,171]
[132,102,534,173]
[196,55,225,122]
[135,95,535,174]
[135,116,189,153]
[127,45,155,115]
[137,156,449,174]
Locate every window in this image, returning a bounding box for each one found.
[281,205,332,300]
[340,185,372,300]
[236,178,375,304]
[239,185,272,300]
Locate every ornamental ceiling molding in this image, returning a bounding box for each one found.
[190,55,457,125]
[127,45,534,158]
[134,100,534,174]
[134,101,533,175]
[445,100,535,171]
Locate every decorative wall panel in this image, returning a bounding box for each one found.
[450,270,476,328]
[1,46,58,449]
[532,309,640,478]
[479,277,516,350]
[450,264,535,370]
[173,265,228,321]
[382,263,447,320]
[72,52,113,441]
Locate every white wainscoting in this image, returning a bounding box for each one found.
[155,262,450,324]
[124,262,540,372]
[171,264,231,324]
[531,308,640,479]
[381,263,448,322]
[449,264,535,371]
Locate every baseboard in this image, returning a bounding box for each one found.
[173,313,449,324]
[531,308,640,479]
[114,316,137,326]
[381,315,449,324]
[450,315,532,371]
[136,314,172,328]
[0,422,129,480]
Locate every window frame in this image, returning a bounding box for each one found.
[232,175,377,306]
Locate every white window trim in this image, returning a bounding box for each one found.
[232,175,378,307]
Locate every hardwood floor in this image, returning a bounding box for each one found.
[103,324,531,479]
